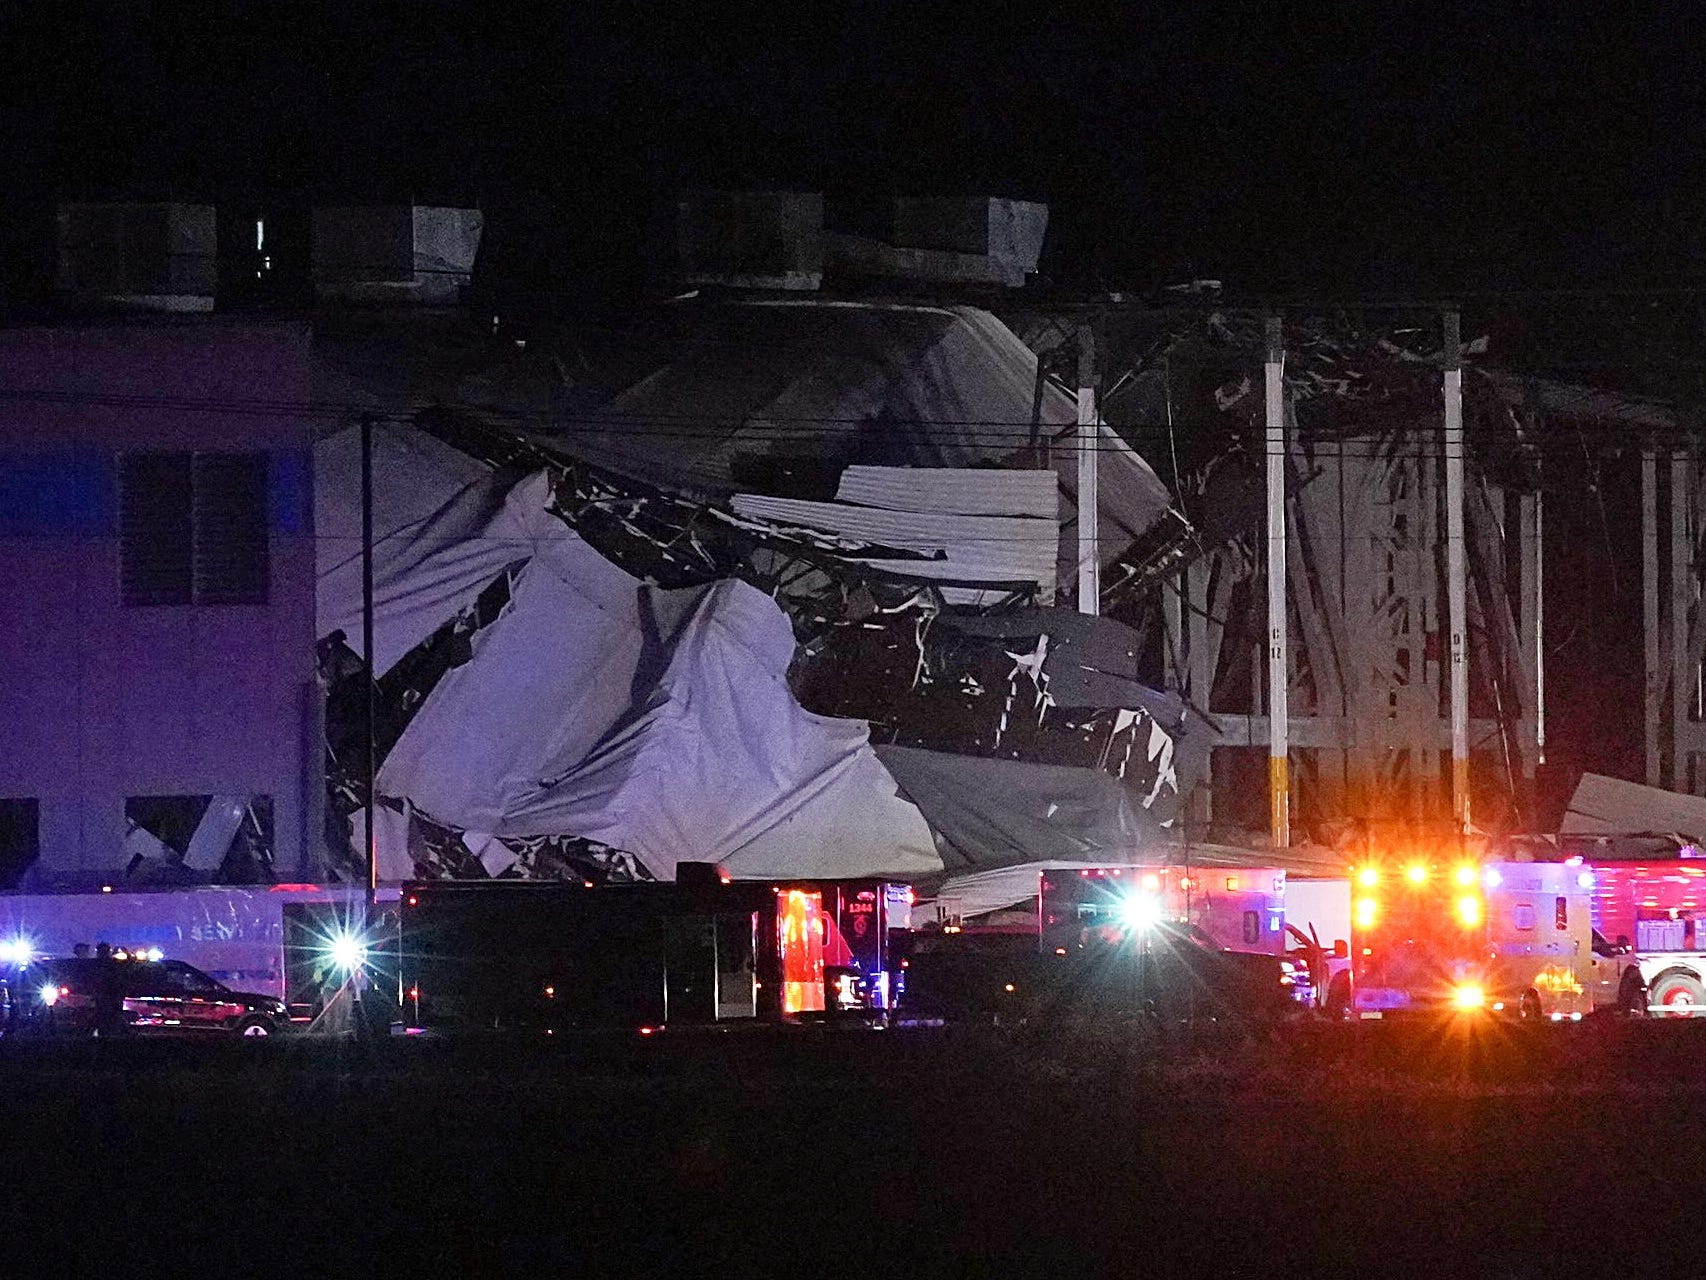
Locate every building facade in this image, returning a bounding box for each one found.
[0,318,319,888]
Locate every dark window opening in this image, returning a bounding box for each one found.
[119,451,269,605]
[0,799,41,889]
[119,452,193,604]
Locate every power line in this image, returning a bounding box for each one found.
[0,384,1692,446]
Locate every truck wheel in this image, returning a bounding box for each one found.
[1519,990,1543,1021]
[1647,971,1706,1017]
[1619,973,1648,1018]
[1325,973,1351,1021]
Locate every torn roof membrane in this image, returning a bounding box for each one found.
[315,302,1202,882]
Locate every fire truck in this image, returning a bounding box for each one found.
[1585,859,1706,1016]
[1350,858,1633,1020]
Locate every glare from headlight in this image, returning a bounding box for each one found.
[1452,984,1486,1011]
[1,939,32,966]
[328,933,368,973]
[1119,894,1164,931]
[38,983,60,1007]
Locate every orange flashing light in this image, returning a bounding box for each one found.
[1357,867,1380,889]
[1454,865,1478,888]
[778,888,826,1015]
[1456,895,1482,928]
[1141,873,1160,892]
[1406,865,1428,885]
[1355,897,1379,930]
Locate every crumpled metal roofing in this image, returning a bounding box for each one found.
[730,465,1058,606]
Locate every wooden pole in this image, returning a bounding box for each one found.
[1076,324,1100,616]
[1443,312,1469,836]
[1518,490,1540,782]
[1264,316,1290,847]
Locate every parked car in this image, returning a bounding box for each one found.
[3,956,289,1038]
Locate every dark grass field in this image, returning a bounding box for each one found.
[4,1018,1706,1278]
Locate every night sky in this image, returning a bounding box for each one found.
[5,3,1703,294]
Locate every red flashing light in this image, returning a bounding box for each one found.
[269,883,323,893]
[638,1026,656,1037]
[406,895,418,907]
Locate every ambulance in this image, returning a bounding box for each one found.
[1350,858,1624,1020]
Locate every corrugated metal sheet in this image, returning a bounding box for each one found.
[1564,772,1706,840]
[729,488,1057,601]
[545,302,1173,583]
[836,465,1058,517]
[1488,371,1680,429]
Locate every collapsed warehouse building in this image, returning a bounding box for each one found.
[315,292,1685,885]
[314,299,1207,884]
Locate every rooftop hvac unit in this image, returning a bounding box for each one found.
[55,203,217,311]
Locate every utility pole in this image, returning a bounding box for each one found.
[1443,312,1470,837]
[360,415,378,913]
[1076,323,1100,615]
[1264,316,1289,848]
